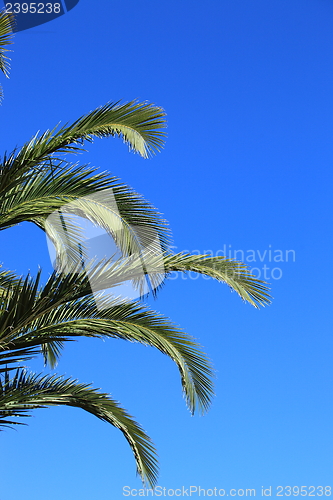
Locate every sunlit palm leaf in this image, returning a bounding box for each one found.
[1,100,166,184]
[19,250,270,309]
[0,272,214,414]
[162,253,271,308]
[0,161,171,266]
[0,10,13,77]
[85,252,272,308]
[0,9,13,101]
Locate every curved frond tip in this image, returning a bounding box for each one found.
[3,100,167,177]
[162,253,272,308]
[0,370,159,487]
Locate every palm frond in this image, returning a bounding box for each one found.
[0,271,214,415]
[0,100,166,183]
[0,247,271,316]
[63,100,166,158]
[0,9,14,102]
[84,252,272,308]
[0,10,13,78]
[0,369,158,486]
[36,251,271,309]
[0,161,171,262]
[162,253,271,308]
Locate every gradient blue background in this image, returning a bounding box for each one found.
[0,0,332,498]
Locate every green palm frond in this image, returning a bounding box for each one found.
[0,369,158,486]
[0,11,13,77]
[162,253,271,308]
[0,9,14,101]
[83,252,272,308]
[63,100,166,157]
[0,161,171,261]
[40,339,65,368]
[0,10,13,77]
[0,100,166,182]
[21,250,270,309]
[0,271,214,415]
[70,252,271,308]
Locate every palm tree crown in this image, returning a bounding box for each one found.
[0,12,271,488]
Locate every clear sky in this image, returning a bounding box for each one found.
[0,0,332,499]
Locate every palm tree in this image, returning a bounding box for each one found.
[0,12,271,488]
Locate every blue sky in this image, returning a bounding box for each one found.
[0,0,332,498]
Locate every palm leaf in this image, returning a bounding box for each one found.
[0,9,13,102]
[162,253,271,308]
[0,9,13,77]
[1,100,166,184]
[0,369,158,486]
[0,161,171,266]
[28,250,270,309]
[0,271,214,415]
[84,252,272,308]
